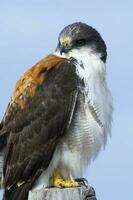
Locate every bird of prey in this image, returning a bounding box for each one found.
[0,22,113,200]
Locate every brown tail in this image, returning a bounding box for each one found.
[3,183,31,200]
[2,168,42,200]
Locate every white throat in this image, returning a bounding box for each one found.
[54,47,106,89]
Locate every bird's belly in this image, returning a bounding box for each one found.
[57,94,103,179]
[32,93,107,189]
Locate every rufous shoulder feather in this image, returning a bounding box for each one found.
[6,54,64,117]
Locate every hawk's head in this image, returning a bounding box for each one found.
[56,22,107,63]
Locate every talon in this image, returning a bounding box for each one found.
[53,169,80,188]
[62,180,80,187]
[75,178,88,186]
[53,169,64,188]
[54,178,63,188]
[54,179,80,188]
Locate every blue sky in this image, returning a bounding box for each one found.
[0,0,132,199]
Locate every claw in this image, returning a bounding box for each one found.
[54,179,80,188]
[75,177,88,186]
[53,169,80,188]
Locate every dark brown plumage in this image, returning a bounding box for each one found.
[0,54,79,200]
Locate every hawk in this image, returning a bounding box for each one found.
[0,22,113,200]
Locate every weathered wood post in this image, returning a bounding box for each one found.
[28,185,97,200]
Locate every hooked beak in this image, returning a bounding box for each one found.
[60,45,71,55]
[59,38,72,55]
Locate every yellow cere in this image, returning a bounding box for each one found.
[61,38,71,46]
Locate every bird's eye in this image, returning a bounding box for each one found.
[75,39,86,46]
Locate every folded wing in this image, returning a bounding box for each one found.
[0,54,79,200]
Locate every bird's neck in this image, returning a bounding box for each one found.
[54,47,106,84]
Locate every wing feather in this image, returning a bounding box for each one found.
[1,55,79,200]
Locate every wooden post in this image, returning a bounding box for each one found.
[28,185,97,200]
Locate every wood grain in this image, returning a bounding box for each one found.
[28,185,97,200]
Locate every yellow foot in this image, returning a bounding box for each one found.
[53,169,80,188]
[54,179,80,188]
